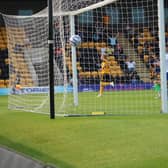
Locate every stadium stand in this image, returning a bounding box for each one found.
[128,26,160,81]
[74,39,127,84]
[0,24,166,88]
[85,25,162,85]
[0,27,8,87]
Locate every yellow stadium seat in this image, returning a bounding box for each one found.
[77,66,82,72]
[4,80,9,87]
[144,55,149,63]
[99,42,107,48]
[110,60,117,65]
[88,42,95,48]
[137,45,143,54]
[26,78,33,86]
[81,42,88,48]
[5,58,9,65]
[91,71,98,78]
[79,72,86,77]
[95,46,102,53]
[110,70,117,77]
[94,42,107,48]
[0,80,5,88]
[85,71,91,78]
[116,69,123,76]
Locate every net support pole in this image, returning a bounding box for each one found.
[70,15,78,106]
[158,0,168,113]
[48,0,55,118]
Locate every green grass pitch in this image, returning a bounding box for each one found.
[55,90,161,115]
[9,90,161,115]
[1,91,168,168]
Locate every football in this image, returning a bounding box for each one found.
[69,34,81,47]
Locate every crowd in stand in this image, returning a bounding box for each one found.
[51,23,156,85]
[125,25,161,81]
[75,23,142,85]
[0,23,167,87]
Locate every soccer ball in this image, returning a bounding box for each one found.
[69,34,81,47]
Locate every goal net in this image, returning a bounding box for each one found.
[3,0,166,116]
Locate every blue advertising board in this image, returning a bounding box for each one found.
[0,83,153,96]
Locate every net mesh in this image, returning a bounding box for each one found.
[3,0,162,115]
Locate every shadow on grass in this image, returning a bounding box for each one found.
[0,135,75,168]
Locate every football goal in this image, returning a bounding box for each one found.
[2,0,167,116]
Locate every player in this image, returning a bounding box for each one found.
[153,76,161,99]
[11,72,22,94]
[97,52,114,97]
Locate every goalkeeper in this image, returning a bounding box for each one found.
[153,77,161,99]
[97,52,114,97]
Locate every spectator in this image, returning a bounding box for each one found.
[106,45,114,56]
[117,51,127,71]
[55,48,63,73]
[130,71,140,84]
[108,36,117,47]
[77,27,86,42]
[125,59,136,73]
[153,58,160,76]
[93,21,107,42]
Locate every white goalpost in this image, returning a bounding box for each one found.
[158,0,167,113]
[70,15,79,107]
[2,0,168,116]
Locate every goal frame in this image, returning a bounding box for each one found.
[158,0,168,113]
[3,0,168,116]
[68,0,168,114]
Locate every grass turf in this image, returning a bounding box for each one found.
[0,94,168,168]
[9,90,161,115]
